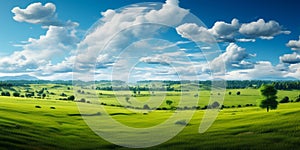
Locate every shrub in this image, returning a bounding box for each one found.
[79,98,86,103]
[236,91,241,95]
[26,93,34,97]
[60,93,67,97]
[50,106,56,109]
[35,105,41,108]
[162,107,167,110]
[295,97,300,102]
[237,104,242,108]
[143,104,150,110]
[228,91,232,95]
[211,101,220,108]
[279,96,289,103]
[175,120,190,126]
[13,92,20,97]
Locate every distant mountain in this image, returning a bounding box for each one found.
[0,75,39,81]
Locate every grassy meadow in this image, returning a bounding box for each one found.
[0,83,300,149]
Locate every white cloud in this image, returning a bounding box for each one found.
[239,19,290,39]
[208,43,254,72]
[176,18,289,43]
[0,25,78,73]
[236,38,256,42]
[11,2,63,26]
[286,36,300,50]
[145,0,189,26]
[225,61,285,80]
[285,63,300,79]
[210,18,240,42]
[75,0,192,72]
[176,23,216,43]
[280,52,300,64]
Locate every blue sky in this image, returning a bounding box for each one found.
[0,0,300,81]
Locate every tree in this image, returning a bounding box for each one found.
[67,95,75,101]
[42,93,46,99]
[259,84,278,112]
[236,91,241,95]
[166,100,173,106]
[228,91,232,95]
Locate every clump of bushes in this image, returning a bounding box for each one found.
[13,92,20,97]
[1,91,10,96]
[279,96,289,103]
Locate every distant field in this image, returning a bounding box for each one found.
[0,96,299,149]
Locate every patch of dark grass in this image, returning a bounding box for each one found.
[68,112,101,116]
[109,112,136,116]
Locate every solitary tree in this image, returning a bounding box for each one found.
[166,100,173,106]
[67,95,75,101]
[259,84,278,112]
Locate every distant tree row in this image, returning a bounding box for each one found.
[226,80,300,90]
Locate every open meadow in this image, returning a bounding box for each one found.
[0,83,300,149]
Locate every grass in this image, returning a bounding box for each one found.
[0,95,300,149]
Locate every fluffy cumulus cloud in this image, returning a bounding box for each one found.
[239,19,290,39]
[176,23,216,43]
[145,0,189,26]
[285,63,300,79]
[0,25,78,73]
[210,18,240,42]
[208,43,254,72]
[175,18,241,43]
[225,61,285,80]
[75,0,191,72]
[0,2,79,77]
[176,18,289,43]
[286,36,300,50]
[11,2,64,26]
[280,52,300,64]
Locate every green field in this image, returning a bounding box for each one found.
[1,88,300,149]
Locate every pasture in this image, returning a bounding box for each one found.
[0,85,300,149]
